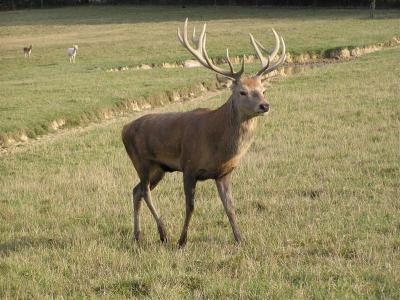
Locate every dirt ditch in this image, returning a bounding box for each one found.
[105,36,400,73]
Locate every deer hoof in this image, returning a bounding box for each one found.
[134,231,141,242]
[158,223,168,243]
[178,237,187,248]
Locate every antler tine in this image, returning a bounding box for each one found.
[256,56,270,76]
[250,33,268,67]
[250,29,280,66]
[177,18,244,81]
[191,25,207,56]
[202,33,244,80]
[254,39,267,52]
[226,48,234,74]
[269,29,281,61]
[177,19,208,69]
[258,29,280,61]
[250,29,286,77]
[255,36,286,77]
[192,26,196,44]
[197,23,207,56]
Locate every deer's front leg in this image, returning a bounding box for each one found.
[178,174,197,247]
[215,173,241,243]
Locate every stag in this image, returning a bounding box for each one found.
[122,19,286,247]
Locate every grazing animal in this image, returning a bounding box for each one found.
[23,45,32,58]
[67,45,78,63]
[122,19,286,247]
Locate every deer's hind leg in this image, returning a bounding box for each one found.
[132,164,165,242]
[132,183,143,241]
[139,164,167,243]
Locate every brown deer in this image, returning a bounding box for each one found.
[122,19,286,247]
[23,45,32,58]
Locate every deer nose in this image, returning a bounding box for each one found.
[259,103,269,113]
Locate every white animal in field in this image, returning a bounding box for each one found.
[67,45,78,63]
[23,45,32,58]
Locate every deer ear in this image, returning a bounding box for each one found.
[259,74,270,83]
[216,73,234,88]
[262,79,272,88]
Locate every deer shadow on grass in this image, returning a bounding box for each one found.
[109,225,180,252]
[109,222,237,251]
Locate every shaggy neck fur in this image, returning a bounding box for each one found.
[216,96,257,160]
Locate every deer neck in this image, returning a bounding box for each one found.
[217,96,257,158]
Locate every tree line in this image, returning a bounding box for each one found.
[1,0,399,11]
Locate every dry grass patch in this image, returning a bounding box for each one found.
[0,47,399,298]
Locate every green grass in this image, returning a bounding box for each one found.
[0,47,399,298]
[1,6,399,144]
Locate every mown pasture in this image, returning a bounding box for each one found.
[0,6,399,299]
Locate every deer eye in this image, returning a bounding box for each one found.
[240,91,248,96]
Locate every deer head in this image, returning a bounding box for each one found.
[178,18,286,119]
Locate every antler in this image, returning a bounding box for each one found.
[249,29,286,77]
[177,18,244,81]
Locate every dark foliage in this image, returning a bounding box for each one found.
[1,0,399,12]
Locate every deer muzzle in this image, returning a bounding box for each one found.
[258,102,270,114]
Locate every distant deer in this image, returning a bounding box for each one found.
[23,45,32,58]
[122,19,286,247]
[67,45,78,63]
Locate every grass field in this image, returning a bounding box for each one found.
[0,6,399,144]
[1,26,399,298]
